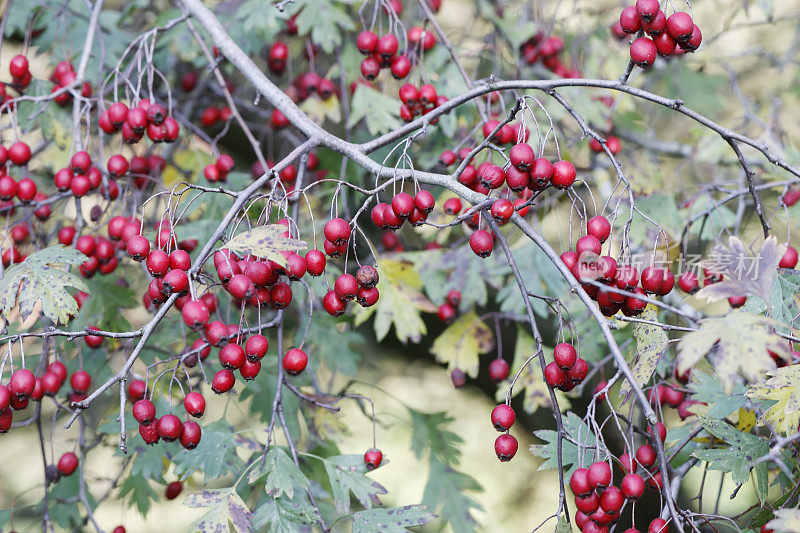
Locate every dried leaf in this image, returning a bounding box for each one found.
[184,488,252,533]
[619,305,669,403]
[223,225,307,268]
[430,311,493,378]
[696,236,784,302]
[0,245,88,326]
[676,311,790,391]
[746,365,800,434]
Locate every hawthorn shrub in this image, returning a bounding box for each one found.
[0,0,799,532]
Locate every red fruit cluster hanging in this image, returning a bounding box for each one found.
[98,99,180,144]
[617,0,702,69]
[520,34,581,78]
[398,83,447,122]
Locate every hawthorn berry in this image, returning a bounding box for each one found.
[648,519,667,533]
[588,461,612,489]
[469,230,494,258]
[180,420,202,449]
[780,245,798,269]
[494,433,518,461]
[551,160,576,189]
[553,343,578,370]
[488,358,510,383]
[364,448,383,470]
[631,37,657,68]
[57,452,79,476]
[165,481,183,500]
[491,404,516,431]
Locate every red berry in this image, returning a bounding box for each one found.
[635,444,656,467]
[469,230,493,258]
[180,420,202,449]
[126,235,150,261]
[182,300,210,330]
[57,452,79,476]
[648,518,667,533]
[70,370,91,394]
[323,290,347,316]
[283,348,308,376]
[245,335,268,362]
[553,343,577,370]
[635,0,660,22]
[510,143,535,171]
[620,6,641,33]
[570,468,592,496]
[588,461,612,489]
[219,343,246,370]
[132,399,156,425]
[305,250,326,276]
[357,31,379,54]
[599,486,624,513]
[494,433,518,461]
[376,34,399,58]
[156,414,182,442]
[165,481,183,500]
[677,271,699,294]
[488,358,510,383]
[621,473,645,500]
[324,218,351,245]
[780,245,798,269]
[490,199,514,225]
[8,141,31,166]
[551,160,576,189]
[211,369,235,394]
[544,362,567,388]
[364,447,383,470]
[574,492,600,514]
[587,216,611,244]
[631,37,657,68]
[491,404,515,431]
[9,369,35,399]
[9,55,29,78]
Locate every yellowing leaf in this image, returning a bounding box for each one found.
[619,305,668,404]
[223,225,307,268]
[0,245,88,326]
[697,236,785,301]
[676,311,790,391]
[163,147,212,187]
[746,365,800,434]
[737,408,757,433]
[430,311,492,378]
[299,95,341,124]
[353,258,436,344]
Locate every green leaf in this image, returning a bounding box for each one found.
[257,446,310,499]
[531,411,605,478]
[430,311,493,378]
[77,274,137,330]
[251,497,321,532]
[50,474,96,527]
[184,488,252,533]
[297,313,363,376]
[223,225,307,269]
[619,306,669,403]
[119,474,159,516]
[347,85,401,135]
[688,371,748,419]
[496,242,564,316]
[172,420,243,483]
[408,409,463,466]
[129,443,167,481]
[768,269,800,334]
[692,416,769,499]
[352,505,437,532]
[421,459,482,533]
[556,514,574,533]
[0,245,88,325]
[322,454,388,515]
[293,0,355,54]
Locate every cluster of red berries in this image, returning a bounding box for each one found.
[61,228,122,280]
[50,59,92,106]
[614,0,702,69]
[357,31,410,81]
[132,390,204,449]
[199,105,232,128]
[490,403,518,461]
[98,99,179,144]
[0,361,90,432]
[283,72,339,104]
[560,215,660,317]
[436,289,462,325]
[543,342,590,392]
[203,154,236,182]
[398,83,447,122]
[371,189,435,230]
[520,33,581,78]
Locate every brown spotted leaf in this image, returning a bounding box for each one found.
[352,505,437,532]
[620,305,669,404]
[696,236,785,302]
[430,311,493,378]
[184,488,252,533]
[223,225,307,268]
[0,245,88,326]
[677,311,790,391]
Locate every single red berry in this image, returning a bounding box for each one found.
[70,370,91,394]
[600,486,624,513]
[156,414,182,442]
[211,369,235,394]
[587,461,612,489]
[490,199,515,225]
[245,335,268,362]
[587,216,611,244]
[648,518,667,533]
[57,452,79,476]
[165,481,183,500]
[133,399,156,425]
[544,362,567,388]
[8,141,31,166]
[677,271,699,294]
[635,444,656,467]
[491,404,515,431]
[364,447,383,470]
[139,420,160,444]
[574,491,600,514]
[553,343,578,370]
[182,300,210,330]
[621,473,645,500]
[620,6,641,33]
[9,369,35,399]
[780,245,798,268]
[570,468,592,496]
[494,433,518,461]
[488,358,510,383]
[219,343,246,370]
[635,0,660,22]
[631,37,657,68]
[568,358,588,384]
[305,250,326,276]
[179,420,202,449]
[283,348,308,376]
[324,218,351,245]
[357,31,379,54]
[323,290,347,316]
[9,54,29,78]
[469,230,494,258]
[510,143,535,171]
